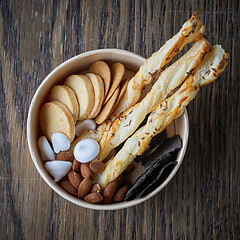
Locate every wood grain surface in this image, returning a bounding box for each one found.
[0,0,239,239]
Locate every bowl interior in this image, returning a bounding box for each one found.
[27,49,189,210]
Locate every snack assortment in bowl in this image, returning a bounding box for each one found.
[28,10,229,208]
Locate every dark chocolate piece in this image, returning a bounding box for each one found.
[134,130,167,162]
[135,161,177,198]
[140,135,182,167]
[124,152,173,201]
[124,135,182,201]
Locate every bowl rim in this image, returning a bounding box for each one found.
[27,48,189,210]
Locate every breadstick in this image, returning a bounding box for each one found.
[70,11,205,152]
[94,45,229,188]
[112,11,204,117]
[95,39,212,163]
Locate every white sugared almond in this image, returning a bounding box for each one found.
[74,139,100,163]
[51,133,70,154]
[45,161,72,182]
[38,136,55,161]
[75,119,96,137]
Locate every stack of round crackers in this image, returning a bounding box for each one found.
[39,61,129,142]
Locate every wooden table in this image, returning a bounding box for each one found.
[1,0,239,239]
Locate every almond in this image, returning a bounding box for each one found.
[72,159,81,172]
[103,181,118,198]
[102,196,113,204]
[81,163,93,178]
[55,151,74,161]
[113,185,128,202]
[115,174,124,187]
[59,178,78,196]
[91,183,101,193]
[90,161,105,173]
[68,171,82,189]
[123,163,135,175]
[121,181,130,188]
[78,178,92,199]
[84,192,103,203]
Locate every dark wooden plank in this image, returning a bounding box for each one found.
[0,0,239,239]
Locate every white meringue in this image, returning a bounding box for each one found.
[74,139,100,163]
[75,119,96,137]
[45,161,72,182]
[51,133,70,154]
[38,136,55,161]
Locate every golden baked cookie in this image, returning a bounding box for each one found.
[39,101,75,142]
[113,78,129,110]
[48,85,79,123]
[95,87,120,125]
[85,73,105,119]
[103,63,125,104]
[64,75,94,120]
[88,61,111,97]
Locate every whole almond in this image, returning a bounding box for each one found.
[78,178,92,199]
[55,151,74,161]
[113,185,128,202]
[91,183,101,193]
[72,159,81,172]
[103,181,118,198]
[90,161,105,173]
[81,163,93,178]
[123,163,135,175]
[102,196,113,204]
[121,180,130,189]
[68,171,82,189]
[59,179,78,196]
[115,175,124,187]
[84,192,103,203]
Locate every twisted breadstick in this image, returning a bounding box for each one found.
[95,39,212,163]
[70,11,204,152]
[94,45,229,188]
[112,11,204,117]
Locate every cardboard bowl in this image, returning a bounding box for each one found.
[27,49,189,210]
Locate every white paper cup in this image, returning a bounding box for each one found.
[27,49,189,210]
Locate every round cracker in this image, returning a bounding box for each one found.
[39,101,75,142]
[88,61,111,97]
[103,63,125,104]
[48,85,79,123]
[64,75,94,120]
[113,78,129,110]
[95,87,120,125]
[85,73,105,119]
